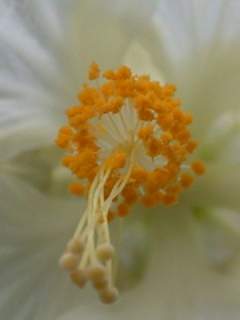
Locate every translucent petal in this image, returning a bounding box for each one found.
[192,206,240,267]
[122,41,165,82]
[0,0,154,159]
[185,163,240,210]
[138,1,240,138]
[198,111,240,165]
[144,0,240,73]
[177,42,240,138]
[0,174,88,319]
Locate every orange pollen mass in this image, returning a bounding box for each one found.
[88,62,100,80]
[191,160,206,175]
[55,63,205,304]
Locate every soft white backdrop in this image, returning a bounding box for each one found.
[0,1,240,319]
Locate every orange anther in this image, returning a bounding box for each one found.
[160,132,172,144]
[138,125,153,141]
[62,155,75,167]
[180,173,194,188]
[69,107,95,127]
[88,62,100,80]
[69,183,85,196]
[162,84,176,96]
[134,95,151,109]
[110,97,123,113]
[138,108,154,121]
[183,112,193,125]
[122,185,138,204]
[116,79,134,97]
[131,166,148,184]
[145,168,170,192]
[106,151,126,170]
[147,138,162,157]
[141,192,160,208]
[103,70,116,80]
[117,203,129,217]
[173,109,184,121]
[157,114,173,130]
[191,160,205,175]
[101,82,115,97]
[115,66,131,79]
[186,140,198,153]
[162,193,177,206]
[66,106,82,118]
[56,136,69,148]
[55,126,73,148]
[176,129,191,144]
[78,87,98,105]
[167,184,182,195]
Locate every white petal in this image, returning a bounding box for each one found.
[122,41,165,82]
[186,163,240,210]
[192,206,240,267]
[177,41,240,138]
[0,0,151,159]
[136,1,240,137]
[144,0,240,70]
[0,173,90,319]
[198,111,240,166]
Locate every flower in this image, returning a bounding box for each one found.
[1,0,240,319]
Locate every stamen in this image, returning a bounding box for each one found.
[59,252,79,271]
[96,244,115,262]
[56,63,205,303]
[70,269,87,288]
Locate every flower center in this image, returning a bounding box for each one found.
[56,63,205,304]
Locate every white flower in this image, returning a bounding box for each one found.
[0,0,240,319]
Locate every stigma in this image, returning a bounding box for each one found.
[56,63,205,304]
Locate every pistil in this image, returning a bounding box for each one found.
[56,63,205,303]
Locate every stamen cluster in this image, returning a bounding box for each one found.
[56,63,205,303]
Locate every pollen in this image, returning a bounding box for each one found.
[88,62,100,80]
[69,182,85,196]
[105,150,126,170]
[191,160,206,175]
[56,63,205,304]
[180,173,194,188]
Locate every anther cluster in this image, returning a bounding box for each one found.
[56,63,205,303]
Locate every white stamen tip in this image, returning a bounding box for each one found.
[93,278,108,291]
[70,269,87,288]
[87,264,107,284]
[99,287,119,304]
[59,253,79,271]
[67,238,84,254]
[96,243,115,262]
